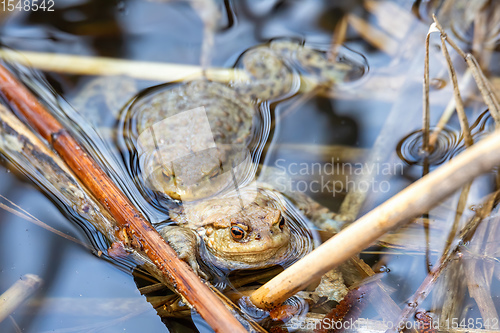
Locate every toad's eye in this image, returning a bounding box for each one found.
[208,168,220,179]
[278,216,285,230]
[230,226,246,240]
[161,169,172,182]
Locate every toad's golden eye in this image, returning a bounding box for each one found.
[161,169,172,182]
[278,216,285,230]
[230,226,246,240]
[208,168,220,179]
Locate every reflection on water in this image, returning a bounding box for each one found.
[1,0,499,332]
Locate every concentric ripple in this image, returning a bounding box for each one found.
[397,127,460,166]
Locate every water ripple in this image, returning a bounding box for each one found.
[397,127,460,166]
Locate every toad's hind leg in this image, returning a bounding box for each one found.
[258,165,347,233]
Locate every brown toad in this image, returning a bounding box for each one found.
[160,188,299,275]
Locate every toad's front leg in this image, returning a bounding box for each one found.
[159,225,208,279]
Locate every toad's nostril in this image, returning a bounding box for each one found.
[255,233,261,240]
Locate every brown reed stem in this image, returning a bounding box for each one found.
[0,64,246,333]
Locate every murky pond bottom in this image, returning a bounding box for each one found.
[1,0,500,332]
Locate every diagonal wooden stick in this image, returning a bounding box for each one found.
[250,130,500,309]
[0,63,246,333]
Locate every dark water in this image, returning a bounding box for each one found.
[0,0,498,332]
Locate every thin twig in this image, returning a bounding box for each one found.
[0,49,333,97]
[433,18,474,264]
[0,195,88,249]
[346,14,399,56]
[421,26,434,261]
[328,15,348,61]
[438,30,473,147]
[422,24,434,153]
[429,70,473,149]
[250,130,500,309]
[443,183,471,256]
[432,14,500,125]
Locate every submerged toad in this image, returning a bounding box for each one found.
[132,80,257,201]
[130,40,353,201]
[123,40,355,274]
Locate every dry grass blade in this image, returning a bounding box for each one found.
[438,27,473,147]
[0,274,43,323]
[442,183,471,256]
[346,14,399,56]
[422,28,431,153]
[432,14,500,125]
[0,64,246,332]
[429,70,473,149]
[328,15,348,61]
[464,224,500,325]
[0,194,87,249]
[250,130,500,309]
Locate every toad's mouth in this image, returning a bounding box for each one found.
[207,243,288,256]
[203,234,291,257]
[202,241,292,268]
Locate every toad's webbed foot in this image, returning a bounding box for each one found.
[159,225,208,279]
